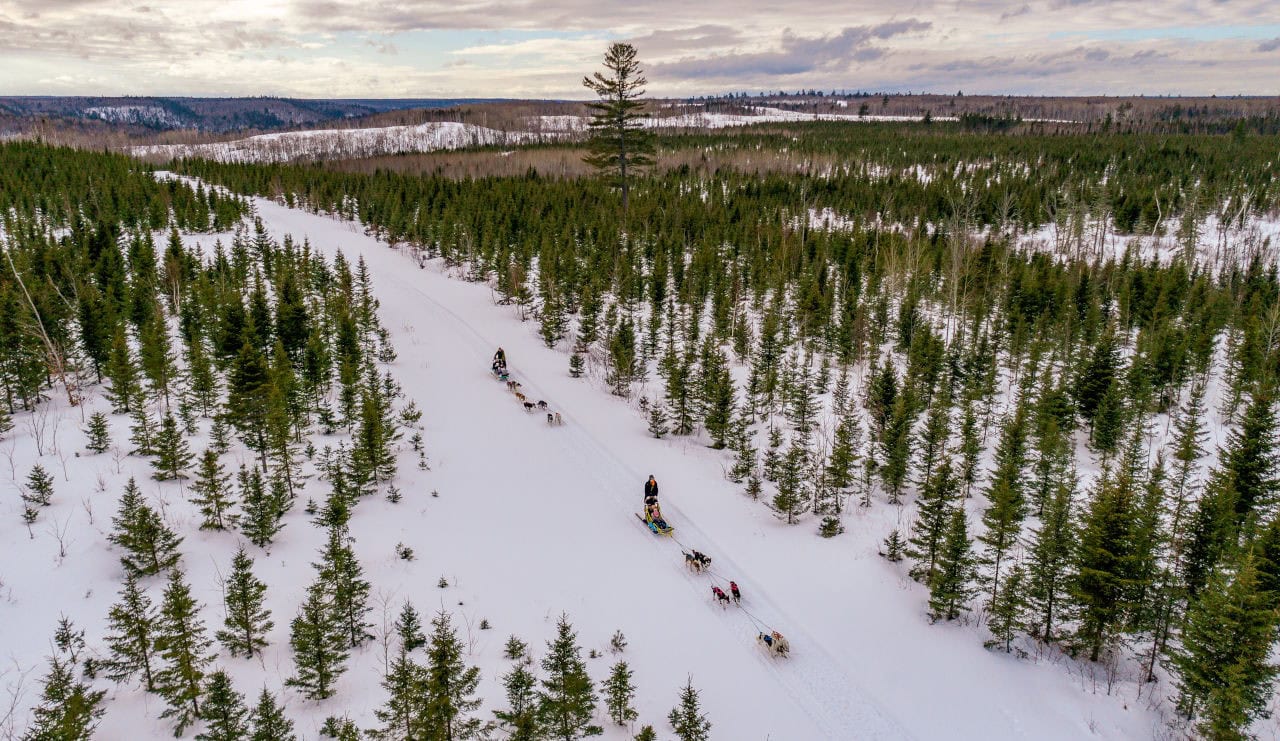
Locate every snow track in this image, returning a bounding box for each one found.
[171,188,1162,740]
[317,233,912,739]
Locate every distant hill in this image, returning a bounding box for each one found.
[0,96,508,134]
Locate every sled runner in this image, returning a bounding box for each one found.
[636,511,673,536]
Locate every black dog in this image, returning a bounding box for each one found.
[537,400,549,409]
[522,402,536,412]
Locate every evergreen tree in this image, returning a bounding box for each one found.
[395,601,427,654]
[23,464,53,507]
[375,644,425,739]
[607,317,637,396]
[569,352,585,378]
[102,572,158,691]
[196,670,250,741]
[914,393,951,487]
[646,403,669,439]
[109,478,184,577]
[286,579,349,701]
[538,615,602,740]
[824,410,860,492]
[240,465,285,548]
[317,526,374,648]
[154,568,214,736]
[152,411,194,480]
[105,328,143,414]
[929,508,976,622]
[85,411,111,454]
[666,678,711,741]
[1072,465,1138,662]
[634,727,656,741]
[1026,476,1075,642]
[1174,552,1280,739]
[22,653,105,741]
[216,546,273,658]
[130,398,159,456]
[978,402,1029,607]
[907,459,958,584]
[985,564,1028,653]
[421,610,485,740]
[249,688,296,741]
[582,42,655,217]
[602,660,638,726]
[494,660,539,741]
[192,449,235,530]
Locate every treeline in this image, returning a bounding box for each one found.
[175,124,1280,735]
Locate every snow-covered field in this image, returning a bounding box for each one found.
[1,186,1175,738]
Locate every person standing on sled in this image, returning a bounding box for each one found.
[644,475,659,505]
[492,347,507,371]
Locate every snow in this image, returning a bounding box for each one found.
[129,122,537,164]
[0,180,1174,739]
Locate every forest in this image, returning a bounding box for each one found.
[3,114,1280,738]
[175,121,1280,738]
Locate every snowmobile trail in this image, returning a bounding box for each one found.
[277,226,913,738]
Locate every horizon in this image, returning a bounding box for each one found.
[2,1,1277,98]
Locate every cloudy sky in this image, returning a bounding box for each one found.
[2,0,1278,97]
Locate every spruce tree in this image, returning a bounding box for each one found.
[109,478,184,577]
[240,465,285,548]
[985,564,1028,653]
[929,508,976,622]
[130,397,158,456]
[666,678,711,741]
[23,464,53,507]
[538,615,602,740]
[422,610,485,740]
[375,643,426,739]
[85,411,111,454]
[907,459,958,584]
[569,352,585,378]
[1174,552,1280,739]
[317,526,373,648]
[216,546,273,658]
[102,572,158,691]
[152,411,194,480]
[192,449,235,530]
[154,568,214,736]
[494,660,539,741]
[395,601,427,654]
[22,653,105,741]
[646,403,669,439]
[607,317,637,396]
[105,328,143,414]
[196,670,250,741]
[978,402,1029,608]
[287,579,349,701]
[1025,476,1075,642]
[634,726,656,741]
[582,42,655,217]
[824,410,860,492]
[1072,465,1138,662]
[249,688,296,741]
[602,660,638,726]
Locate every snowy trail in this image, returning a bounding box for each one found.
[187,190,1164,739]
[317,233,911,739]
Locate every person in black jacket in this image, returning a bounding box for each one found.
[492,347,507,370]
[643,475,658,505]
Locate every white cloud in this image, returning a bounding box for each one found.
[1,0,1276,96]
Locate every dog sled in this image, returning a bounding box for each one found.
[636,510,673,536]
[758,631,790,658]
